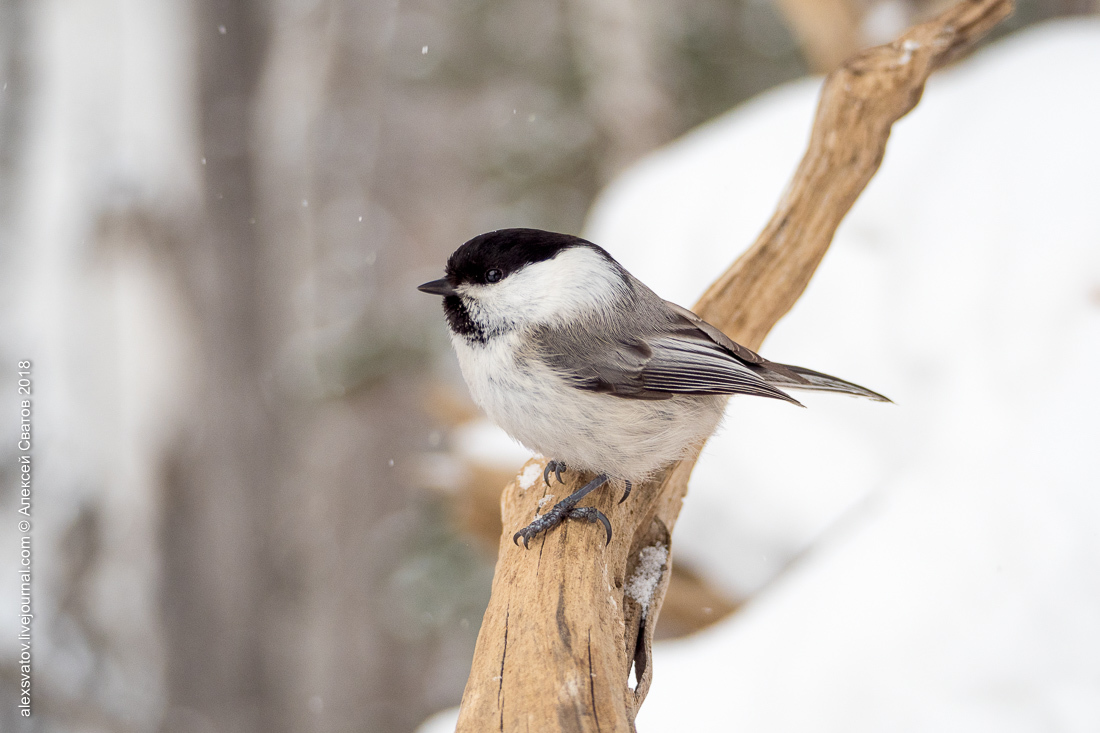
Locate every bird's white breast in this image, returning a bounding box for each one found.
[451,330,726,481]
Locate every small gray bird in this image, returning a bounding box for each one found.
[419,228,888,547]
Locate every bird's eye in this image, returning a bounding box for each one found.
[485,268,503,283]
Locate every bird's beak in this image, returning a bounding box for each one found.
[418,278,458,297]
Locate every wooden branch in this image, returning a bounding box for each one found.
[455,1,1012,730]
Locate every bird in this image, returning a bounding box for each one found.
[418,228,889,547]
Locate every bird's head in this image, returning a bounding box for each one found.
[418,228,629,340]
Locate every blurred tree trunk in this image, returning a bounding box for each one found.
[160,1,288,731]
[564,0,676,181]
[162,1,478,731]
[0,0,29,232]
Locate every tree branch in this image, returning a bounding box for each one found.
[455,1,1012,730]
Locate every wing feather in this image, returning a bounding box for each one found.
[638,335,802,403]
[535,298,885,405]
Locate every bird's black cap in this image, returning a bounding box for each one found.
[443,228,593,286]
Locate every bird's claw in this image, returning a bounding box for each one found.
[512,505,612,548]
[512,509,559,549]
[618,480,632,504]
[542,459,567,488]
[568,507,613,546]
[514,472,610,549]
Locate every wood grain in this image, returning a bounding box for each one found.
[455,1,1012,730]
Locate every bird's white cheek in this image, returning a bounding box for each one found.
[459,280,542,329]
[460,247,627,328]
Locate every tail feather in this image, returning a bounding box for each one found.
[760,363,892,403]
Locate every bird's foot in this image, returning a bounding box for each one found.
[542,459,567,487]
[514,473,611,548]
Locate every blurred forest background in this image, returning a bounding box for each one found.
[0,0,1095,732]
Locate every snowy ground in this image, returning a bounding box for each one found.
[419,18,1100,732]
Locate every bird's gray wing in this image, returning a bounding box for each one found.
[539,299,888,403]
[662,301,890,403]
[536,306,802,404]
[636,330,803,403]
[660,300,771,368]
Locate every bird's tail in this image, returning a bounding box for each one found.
[759,363,892,403]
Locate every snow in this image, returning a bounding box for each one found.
[419,707,460,732]
[518,462,543,491]
[451,418,534,471]
[624,544,669,618]
[898,39,920,64]
[418,18,1100,733]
